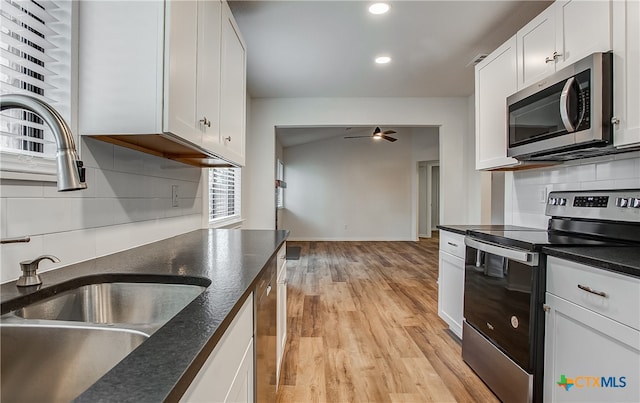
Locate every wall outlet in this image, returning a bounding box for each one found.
[540,185,552,203]
[172,185,179,207]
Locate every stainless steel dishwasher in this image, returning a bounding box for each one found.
[255,258,277,403]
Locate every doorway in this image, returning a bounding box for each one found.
[418,160,440,238]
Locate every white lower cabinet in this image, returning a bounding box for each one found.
[544,257,640,402]
[181,294,254,403]
[276,243,287,385]
[438,230,465,339]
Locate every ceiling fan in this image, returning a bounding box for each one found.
[344,127,397,142]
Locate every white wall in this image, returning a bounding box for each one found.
[282,128,438,241]
[505,152,640,228]
[0,138,203,283]
[244,97,481,231]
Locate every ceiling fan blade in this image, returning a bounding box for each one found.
[344,135,373,139]
[381,135,397,142]
[382,130,397,135]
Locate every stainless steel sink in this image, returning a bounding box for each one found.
[13,282,206,334]
[0,323,148,402]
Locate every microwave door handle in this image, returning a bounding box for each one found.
[560,76,577,132]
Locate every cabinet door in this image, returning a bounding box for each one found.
[181,295,254,402]
[79,1,165,135]
[225,339,254,403]
[475,36,519,170]
[219,1,247,166]
[164,0,202,146]
[438,251,464,338]
[613,0,640,148]
[199,0,222,153]
[554,0,612,70]
[517,5,556,89]
[544,293,640,403]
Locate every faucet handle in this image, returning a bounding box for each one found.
[17,255,60,287]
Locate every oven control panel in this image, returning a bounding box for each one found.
[573,196,609,208]
[546,189,640,222]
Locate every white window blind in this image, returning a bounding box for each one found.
[0,0,72,170]
[276,159,284,208]
[209,167,241,223]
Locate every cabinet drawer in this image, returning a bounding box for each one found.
[439,231,466,259]
[547,256,640,330]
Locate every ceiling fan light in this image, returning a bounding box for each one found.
[368,3,390,15]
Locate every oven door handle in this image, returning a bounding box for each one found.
[465,238,539,266]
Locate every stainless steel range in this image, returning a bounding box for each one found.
[462,189,640,403]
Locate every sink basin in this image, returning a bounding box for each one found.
[13,282,206,334]
[0,323,148,402]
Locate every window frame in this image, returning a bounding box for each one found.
[0,0,78,180]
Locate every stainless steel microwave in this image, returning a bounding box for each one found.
[507,52,613,161]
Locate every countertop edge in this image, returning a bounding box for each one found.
[542,246,640,279]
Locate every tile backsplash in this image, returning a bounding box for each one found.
[0,138,204,283]
[505,151,640,228]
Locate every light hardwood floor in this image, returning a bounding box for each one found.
[276,236,499,403]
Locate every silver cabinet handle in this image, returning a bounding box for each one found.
[447,241,458,247]
[224,136,231,142]
[560,76,578,132]
[611,117,620,126]
[577,284,607,298]
[545,51,562,63]
[266,284,272,296]
[199,117,211,127]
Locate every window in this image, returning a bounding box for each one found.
[0,0,73,174]
[209,167,241,224]
[276,159,284,208]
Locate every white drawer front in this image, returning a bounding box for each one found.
[547,256,640,330]
[439,230,466,259]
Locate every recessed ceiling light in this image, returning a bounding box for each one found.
[375,56,391,64]
[368,3,390,15]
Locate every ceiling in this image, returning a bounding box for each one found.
[228,0,553,99]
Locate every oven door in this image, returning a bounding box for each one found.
[463,237,540,372]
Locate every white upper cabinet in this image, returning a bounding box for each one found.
[475,36,520,170]
[516,6,557,90]
[79,1,166,135]
[217,1,247,166]
[79,0,246,166]
[164,0,202,146]
[612,0,640,149]
[554,0,612,70]
[517,0,612,90]
[197,0,223,152]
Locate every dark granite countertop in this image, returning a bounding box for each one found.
[436,224,536,236]
[542,245,640,279]
[0,229,288,402]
